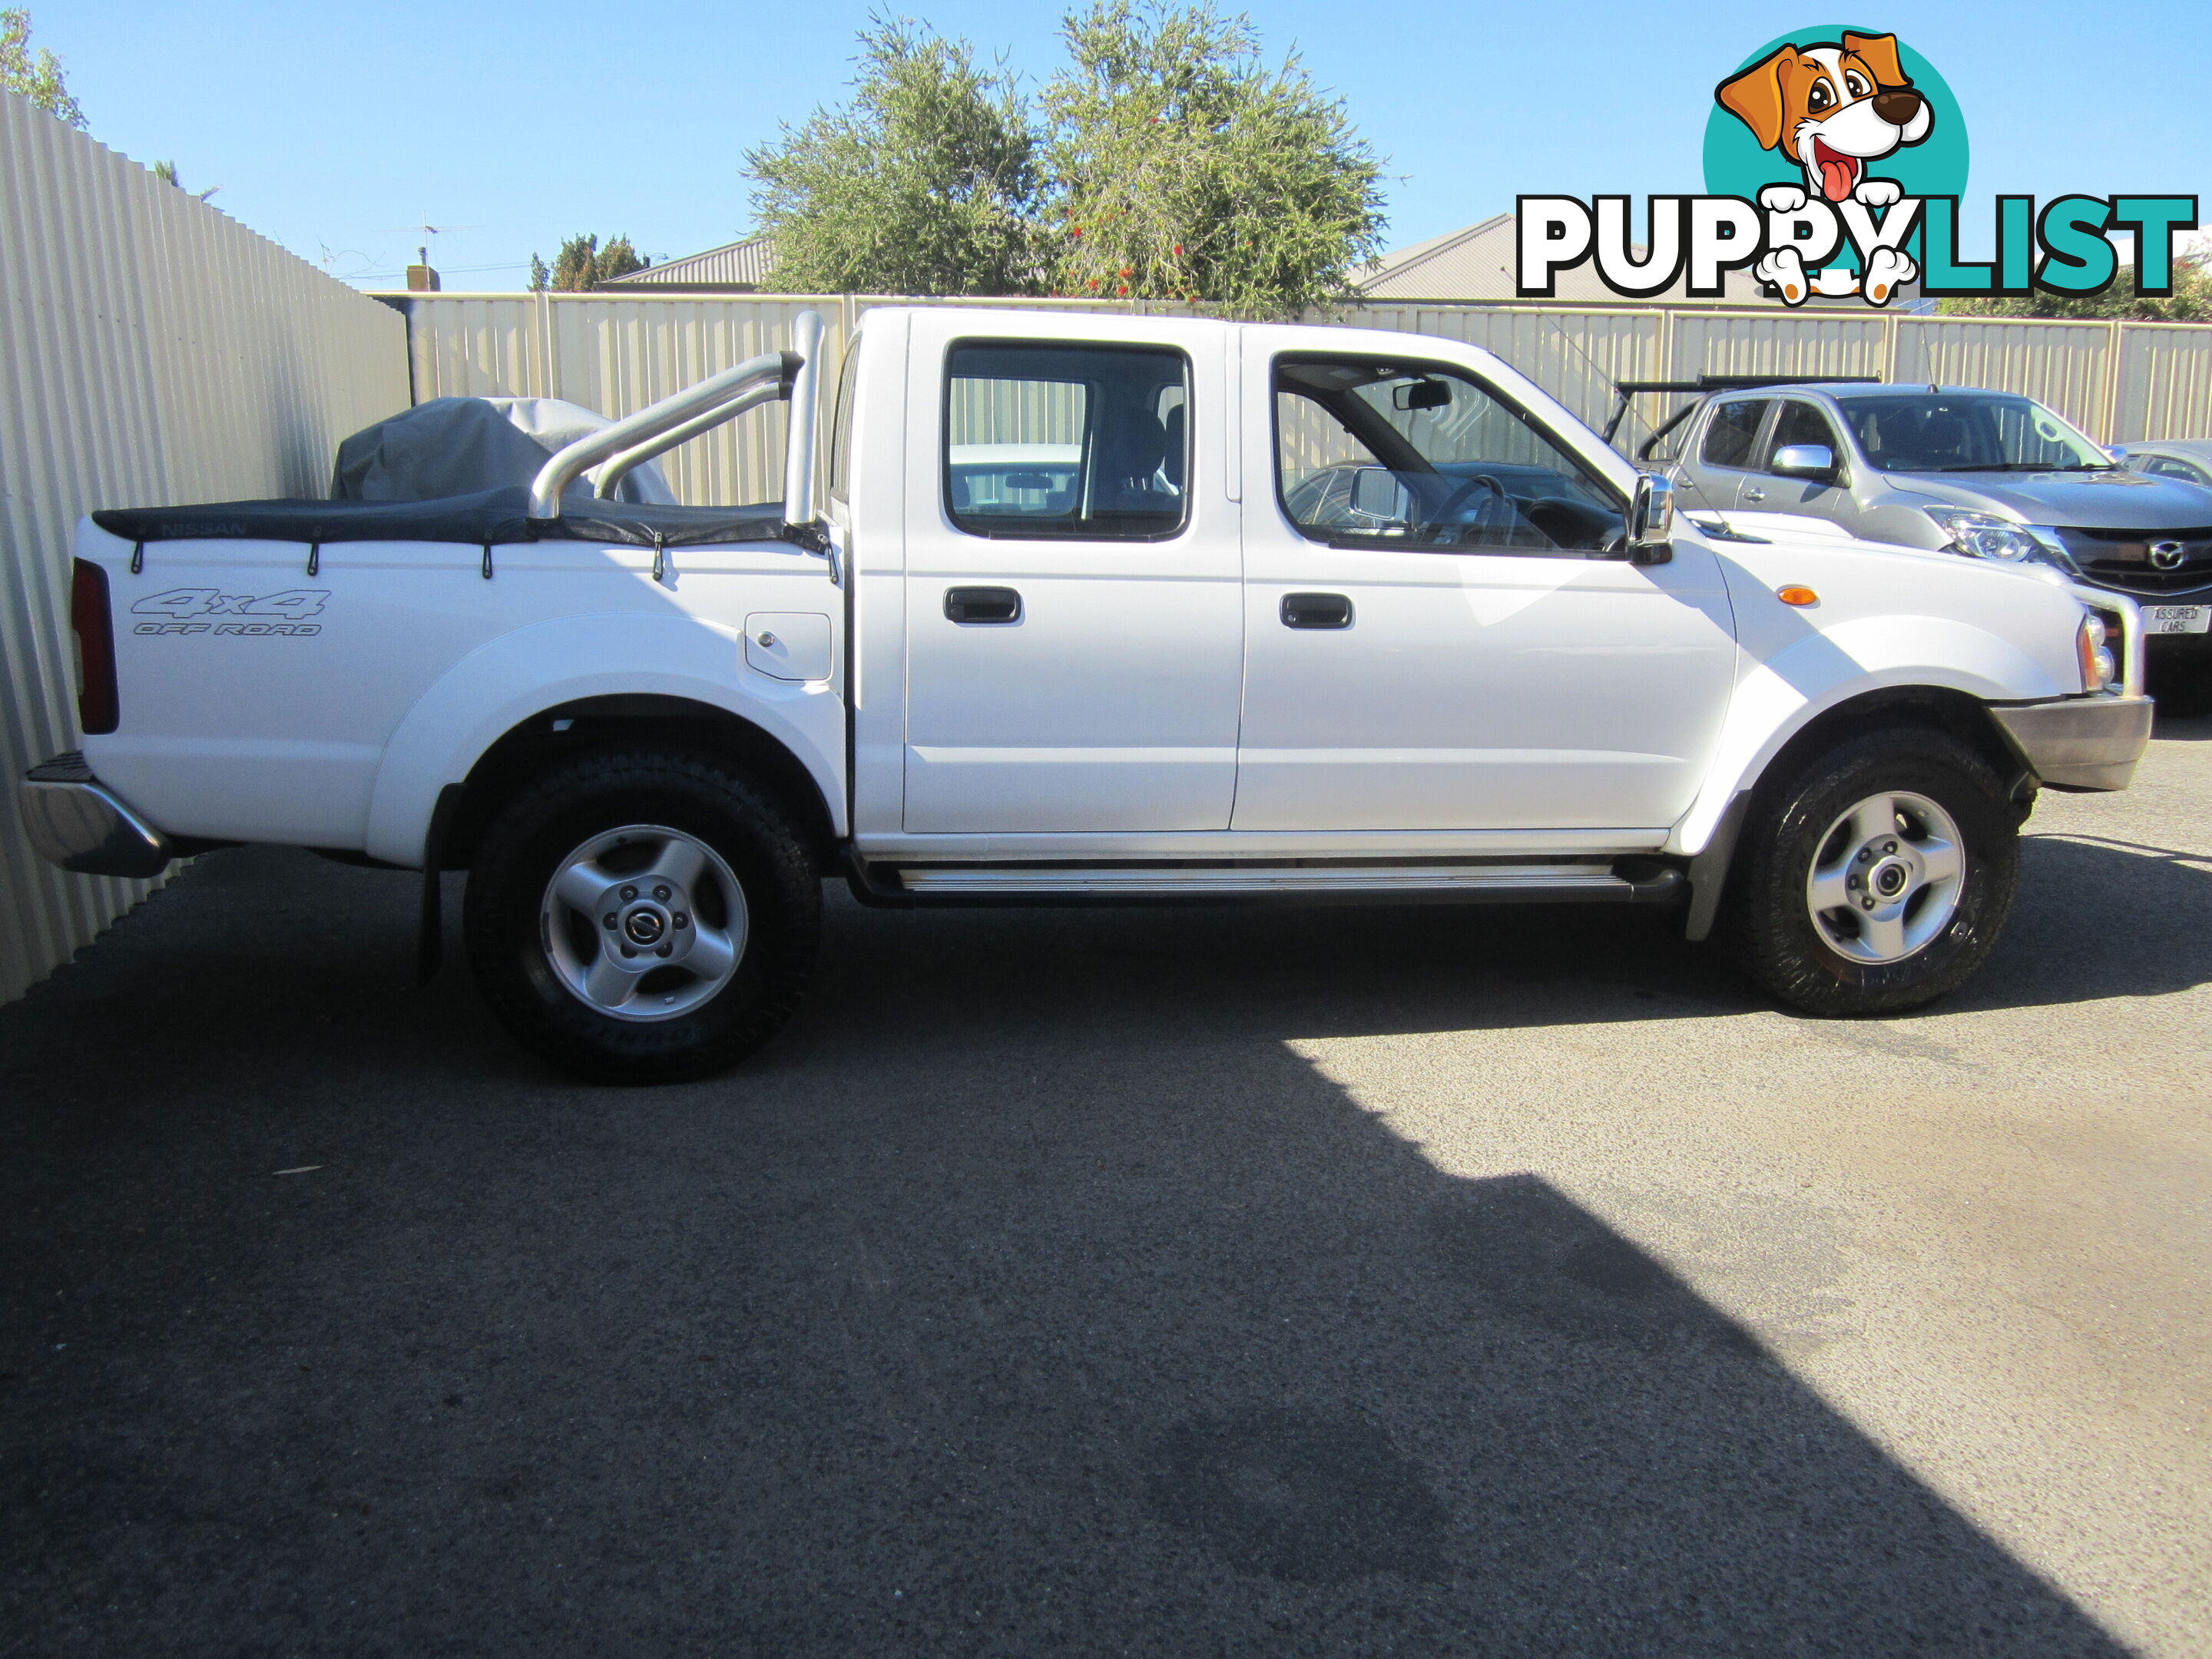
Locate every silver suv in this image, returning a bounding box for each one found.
[1657,383,2212,714]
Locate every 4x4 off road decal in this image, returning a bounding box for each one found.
[1518,25,2195,309]
[130,588,328,636]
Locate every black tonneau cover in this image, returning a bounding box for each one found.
[92,488,792,551]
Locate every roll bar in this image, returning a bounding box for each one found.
[527,310,829,535]
[591,381,783,498]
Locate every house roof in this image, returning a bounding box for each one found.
[1352,213,1775,306]
[598,234,776,293]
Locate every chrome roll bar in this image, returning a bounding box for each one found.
[525,309,827,525]
[591,380,783,498]
[782,309,826,531]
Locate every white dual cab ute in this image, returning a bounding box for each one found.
[25,307,2154,1080]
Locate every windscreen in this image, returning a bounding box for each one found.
[1839,393,2112,473]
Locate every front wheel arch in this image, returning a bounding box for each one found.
[1684,687,2034,941]
[1719,720,2022,1015]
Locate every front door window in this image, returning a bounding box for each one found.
[1275,358,1625,553]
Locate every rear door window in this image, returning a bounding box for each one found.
[944,342,1190,540]
[1700,399,1770,470]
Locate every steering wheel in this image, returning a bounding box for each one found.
[1429,472,1507,525]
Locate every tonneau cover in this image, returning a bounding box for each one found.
[331,396,677,505]
[91,488,792,550]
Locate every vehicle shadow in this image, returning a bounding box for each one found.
[0,847,2135,1655]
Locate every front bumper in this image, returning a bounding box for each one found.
[1989,695,2154,791]
[18,752,174,877]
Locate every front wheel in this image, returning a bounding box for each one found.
[1724,725,2018,1017]
[463,749,819,1082]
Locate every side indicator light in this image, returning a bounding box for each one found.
[1777,585,1820,607]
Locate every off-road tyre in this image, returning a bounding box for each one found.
[463,748,819,1082]
[1723,724,2018,1017]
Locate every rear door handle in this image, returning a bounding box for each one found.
[1280,591,1353,629]
[945,585,1022,624]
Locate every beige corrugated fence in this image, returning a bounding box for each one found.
[396,291,2212,503]
[0,92,409,1004]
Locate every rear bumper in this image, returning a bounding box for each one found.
[17,753,174,877]
[1989,695,2154,791]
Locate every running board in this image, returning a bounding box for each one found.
[884,861,1681,904]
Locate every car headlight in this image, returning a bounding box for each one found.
[1923,508,2077,571]
[2078,611,2118,690]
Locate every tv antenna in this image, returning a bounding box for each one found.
[377,220,481,266]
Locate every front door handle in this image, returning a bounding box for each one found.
[1743,487,1767,502]
[945,585,1022,624]
[1281,591,1353,629]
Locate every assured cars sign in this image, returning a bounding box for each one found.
[1517,25,2196,310]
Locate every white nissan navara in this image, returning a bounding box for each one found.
[22,310,2153,1079]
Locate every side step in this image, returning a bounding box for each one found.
[876,861,1681,906]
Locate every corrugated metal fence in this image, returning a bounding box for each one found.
[0,93,410,1004]
[398,291,2212,503]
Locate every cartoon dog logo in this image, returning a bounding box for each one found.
[1717,31,1930,303]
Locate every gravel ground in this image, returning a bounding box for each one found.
[4,718,2207,1657]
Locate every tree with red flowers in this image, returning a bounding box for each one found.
[1044,3,1385,319]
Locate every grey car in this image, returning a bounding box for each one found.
[2112,437,2212,489]
[1661,383,2212,713]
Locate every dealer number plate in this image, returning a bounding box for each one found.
[2144,604,2210,634]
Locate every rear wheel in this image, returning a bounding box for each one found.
[1724,725,2018,1016]
[463,749,819,1082]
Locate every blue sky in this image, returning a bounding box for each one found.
[31,1,2212,290]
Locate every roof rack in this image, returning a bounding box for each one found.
[1601,374,1880,452]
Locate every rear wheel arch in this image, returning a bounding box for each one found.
[442,696,839,871]
[462,743,821,1081]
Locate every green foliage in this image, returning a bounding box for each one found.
[1042,2,1386,319]
[537,234,647,293]
[1938,257,2212,323]
[1,8,84,128]
[746,15,1045,297]
[150,159,218,203]
[740,5,1386,316]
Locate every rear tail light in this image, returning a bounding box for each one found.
[71,558,119,733]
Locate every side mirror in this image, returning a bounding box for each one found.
[1349,466,1407,521]
[1770,442,1837,480]
[1628,471,1674,562]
